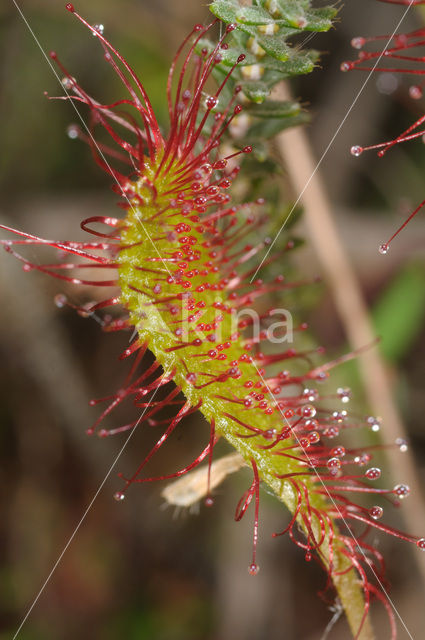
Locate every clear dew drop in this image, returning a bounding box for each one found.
[393,483,410,499]
[113,491,125,502]
[369,506,383,520]
[54,293,67,308]
[92,23,105,36]
[417,538,425,551]
[350,145,363,157]
[379,243,389,255]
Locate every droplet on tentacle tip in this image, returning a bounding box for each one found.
[350,145,363,157]
[205,95,218,110]
[365,467,381,480]
[409,85,422,100]
[351,36,365,50]
[248,563,260,576]
[367,415,381,432]
[302,388,318,403]
[323,425,339,438]
[77,302,94,318]
[369,506,383,520]
[354,453,371,466]
[92,23,104,36]
[67,124,79,139]
[379,243,389,255]
[330,446,345,458]
[301,404,316,418]
[340,61,353,72]
[327,457,341,475]
[395,437,408,453]
[417,538,425,551]
[337,387,351,403]
[309,432,320,444]
[113,491,125,502]
[54,293,68,308]
[61,76,74,90]
[331,410,347,423]
[393,484,410,499]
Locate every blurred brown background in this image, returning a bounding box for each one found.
[1,1,425,639]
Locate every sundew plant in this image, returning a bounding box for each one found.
[2,1,425,639]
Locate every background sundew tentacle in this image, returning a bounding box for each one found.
[2,3,425,639]
[342,0,425,252]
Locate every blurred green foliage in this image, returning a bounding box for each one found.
[372,263,425,364]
